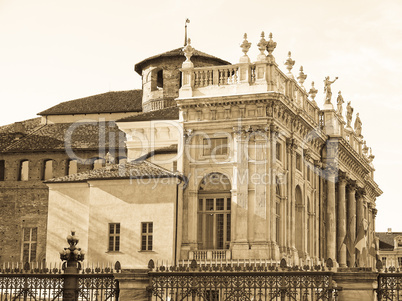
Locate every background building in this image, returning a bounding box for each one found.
[377,228,402,268]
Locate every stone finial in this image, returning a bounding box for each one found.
[257,31,268,62]
[182,38,195,68]
[297,66,307,89]
[183,38,195,62]
[308,81,318,104]
[239,33,251,63]
[266,32,277,62]
[105,152,114,166]
[284,51,295,78]
[240,33,251,55]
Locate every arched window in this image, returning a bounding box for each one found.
[276,182,281,244]
[157,70,163,89]
[295,185,303,253]
[67,159,78,175]
[151,68,164,91]
[19,160,29,181]
[198,173,231,250]
[42,159,53,180]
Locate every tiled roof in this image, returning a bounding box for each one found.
[377,232,402,250]
[0,118,43,151]
[3,122,126,152]
[46,160,180,183]
[38,90,142,116]
[117,106,179,122]
[0,117,42,134]
[134,47,231,74]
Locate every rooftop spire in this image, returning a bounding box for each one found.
[184,18,190,46]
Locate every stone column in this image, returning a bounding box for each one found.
[232,128,249,256]
[187,190,198,250]
[314,161,321,261]
[347,180,357,267]
[270,127,278,258]
[325,165,337,263]
[356,188,365,267]
[334,269,378,301]
[114,270,149,301]
[253,131,268,243]
[337,172,347,267]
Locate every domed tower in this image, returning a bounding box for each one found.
[135,45,230,112]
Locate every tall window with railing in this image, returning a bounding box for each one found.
[197,173,231,250]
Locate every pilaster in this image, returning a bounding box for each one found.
[347,180,357,267]
[325,164,337,264]
[337,172,347,267]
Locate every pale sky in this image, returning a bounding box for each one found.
[0,0,401,232]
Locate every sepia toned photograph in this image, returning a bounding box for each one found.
[0,0,401,300]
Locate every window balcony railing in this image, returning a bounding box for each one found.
[189,250,231,261]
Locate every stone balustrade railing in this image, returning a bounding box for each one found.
[180,61,319,123]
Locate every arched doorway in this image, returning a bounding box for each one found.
[197,173,231,250]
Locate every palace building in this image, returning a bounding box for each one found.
[0,32,382,270]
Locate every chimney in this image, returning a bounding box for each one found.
[14,121,25,134]
[387,228,392,234]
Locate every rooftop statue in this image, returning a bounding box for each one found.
[354,113,362,137]
[337,91,344,116]
[346,101,354,128]
[324,76,338,105]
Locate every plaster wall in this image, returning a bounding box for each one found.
[46,179,179,269]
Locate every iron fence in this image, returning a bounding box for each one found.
[377,264,402,301]
[148,259,339,301]
[0,262,120,301]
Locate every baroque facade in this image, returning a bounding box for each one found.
[0,33,382,270]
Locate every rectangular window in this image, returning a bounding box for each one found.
[203,137,228,156]
[382,257,387,267]
[0,160,4,181]
[276,142,281,161]
[22,227,37,263]
[399,257,402,267]
[108,223,120,252]
[296,153,302,171]
[198,196,231,250]
[141,222,153,251]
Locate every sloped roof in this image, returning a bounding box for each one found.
[0,118,43,151]
[38,90,142,116]
[3,122,126,152]
[46,160,180,183]
[117,106,179,122]
[134,47,231,74]
[377,232,402,250]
